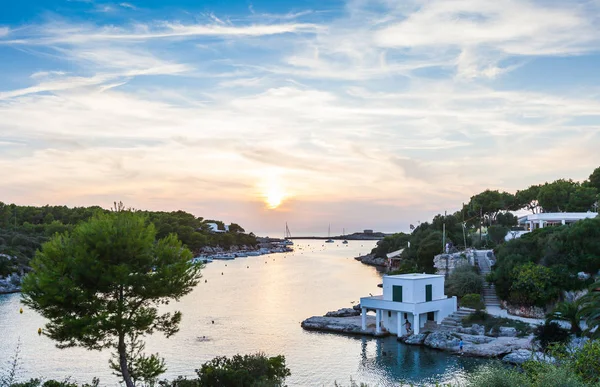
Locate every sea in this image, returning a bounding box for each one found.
[0,240,485,386]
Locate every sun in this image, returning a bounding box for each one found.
[265,187,284,209]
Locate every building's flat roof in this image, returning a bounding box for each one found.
[384,273,443,280]
[518,212,597,223]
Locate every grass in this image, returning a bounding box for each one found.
[462,311,533,337]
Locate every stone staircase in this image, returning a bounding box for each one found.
[477,251,501,307]
[439,308,474,330]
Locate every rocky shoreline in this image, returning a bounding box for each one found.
[301,307,556,365]
[0,273,22,294]
[354,253,388,268]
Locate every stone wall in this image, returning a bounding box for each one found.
[433,250,474,276]
[500,300,546,319]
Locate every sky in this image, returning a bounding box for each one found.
[1,0,600,237]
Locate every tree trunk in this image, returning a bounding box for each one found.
[119,333,135,387]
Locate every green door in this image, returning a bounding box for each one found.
[392,285,403,302]
[425,284,432,302]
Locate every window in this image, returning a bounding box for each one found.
[427,312,435,321]
[425,284,432,302]
[392,285,403,302]
[404,313,408,319]
[388,311,391,318]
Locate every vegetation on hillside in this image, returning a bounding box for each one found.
[0,202,257,277]
[372,167,599,306]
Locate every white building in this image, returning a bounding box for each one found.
[360,274,457,337]
[206,223,229,233]
[506,212,598,241]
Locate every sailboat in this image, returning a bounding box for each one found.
[282,222,294,245]
[325,224,334,243]
[342,228,348,244]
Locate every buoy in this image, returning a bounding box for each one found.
[221,272,223,275]
[205,280,207,283]
[37,328,42,335]
[19,308,23,314]
[247,266,249,268]
[225,264,227,267]
[212,320,214,324]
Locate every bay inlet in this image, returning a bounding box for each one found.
[0,240,484,386]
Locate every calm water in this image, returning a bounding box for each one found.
[0,240,484,386]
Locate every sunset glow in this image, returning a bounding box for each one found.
[1,0,599,235]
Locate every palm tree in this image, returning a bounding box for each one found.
[578,281,600,339]
[546,299,582,336]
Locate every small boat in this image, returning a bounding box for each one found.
[283,222,294,245]
[325,224,335,243]
[192,256,213,264]
[342,228,348,244]
[246,251,261,256]
[235,252,248,258]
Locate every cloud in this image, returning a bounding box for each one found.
[0,27,8,37]
[119,2,136,9]
[1,0,600,233]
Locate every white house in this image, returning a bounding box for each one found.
[506,212,598,241]
[206,223,229,233]
[360,273,457,337]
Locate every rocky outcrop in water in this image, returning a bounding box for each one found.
[324,308,360,317]
[301,316,383,336]
[354,253,387,268]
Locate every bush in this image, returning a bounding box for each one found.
[465,364,531,387]
[196,353,290,387]
[460,293,485,311]
[568,339,600,384]
[533,321,570,351]
[445,265,483,298]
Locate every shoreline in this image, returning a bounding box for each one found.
[301,310,540,365]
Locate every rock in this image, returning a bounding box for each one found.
[354,254,388,267]
[458,324,485,336]
[402,333,428,345]
[461,336,532,358]
[301,316,381,336]
[0,273,22,294]
[498,327,518,337]
[462,334,495,345]
[424,331,461,350]
[324,308,360,317]
[502,349,556,365]
[433,251,474,276]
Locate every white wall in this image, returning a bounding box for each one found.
[383,276,445,303]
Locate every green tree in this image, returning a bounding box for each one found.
[509,263,559,307]
[588,166,600,192]
[487,225,509,245]
[537,179,577,213]
[21,207,202,387]
[514,185,541,213]
[566,186,598,212]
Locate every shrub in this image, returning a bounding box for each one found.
[568,339,600,384]
[196,353,290,387]
[465,364,531,387]
[445,265,483,298]
[460,294,485,311]
[533,321,570,351]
